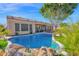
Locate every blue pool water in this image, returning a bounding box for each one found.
[10,33,58,49]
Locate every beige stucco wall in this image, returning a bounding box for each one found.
[7,19,15,35]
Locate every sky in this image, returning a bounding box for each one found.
[0,3,50,25]
[0,3,79,25]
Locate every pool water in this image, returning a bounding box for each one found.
[10,33,58,49]
[50,42,59,49]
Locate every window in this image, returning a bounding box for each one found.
[15,23,20,31]
[21,24,28,31]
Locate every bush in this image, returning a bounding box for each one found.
[54,23,79,56]
[0,39,8,50]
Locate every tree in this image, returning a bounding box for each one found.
[40,3,77,31]
[60,23,68,27]
[40,3,78,55]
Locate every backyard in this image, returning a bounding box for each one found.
[0,3,79,56]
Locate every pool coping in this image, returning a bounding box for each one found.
[11,32,52,38]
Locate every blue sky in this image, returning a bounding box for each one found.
[0,3,79,25]
[0,3,50,25]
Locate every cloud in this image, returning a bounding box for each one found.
[0,3,42,13]
[0,4,17,13]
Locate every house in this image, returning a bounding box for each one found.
[7,16,52,35]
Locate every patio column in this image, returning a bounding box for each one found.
[19,24,21,32]
[32,24,35,33]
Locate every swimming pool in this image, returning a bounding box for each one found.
[9,33,58,49]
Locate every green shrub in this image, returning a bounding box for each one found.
[54,23,79,56]
[0,39,8,50]
[0,25,11,36]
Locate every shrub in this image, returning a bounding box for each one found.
[54,23,79,56]
[0,39,8,50]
